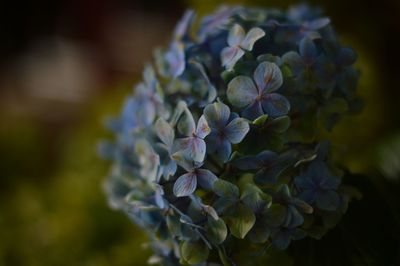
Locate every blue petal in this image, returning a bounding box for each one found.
[256,150,279,164]
[303,18,330,30]
[204,102,231,129]
[241,101,264,120]
[285,205,304,228]
[197,169,218,190]
[173,172,197,197]
[294,174,315,190]
[299,37,318,65]
[224,118,250,144]
[261,93,290,117]
[162,158,177,179]
[165,41,185,78]
[253,62,283,93]
[215,138,232,163]
[205,132,232,163]
[298,190,317,205]
[282,51,304,76]
[227,76,258,108]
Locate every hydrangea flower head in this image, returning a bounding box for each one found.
[101,4,360,265]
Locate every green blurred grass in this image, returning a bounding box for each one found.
[0,86,150,266]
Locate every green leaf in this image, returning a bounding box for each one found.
[252,114,268,126]
[241,184,271,212]
[265,204,287,227]
[181,241,209,265]
[166,215,181,236]
[205,217,228,244]
[226,203,256,239]
[247,220,271,243]
[212,179,240,199]
[269,116,291,133]
[218,247,233,266]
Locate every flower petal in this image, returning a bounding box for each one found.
[253,62,283,93]
[240,27,265,51]
[166,41,186,78]
[177,107,196,136]
[204,102,231,129]
[224,118,250,144]
[215,138,232,163]
[197,169,218,190]
[299,37,317,65]
[175,137,207,163]
[221,46,245,70]
[294,174,315,190]
[173,9,195,40]
[155,118,174,148]
[241,101,264,120]
[303,18,330,30]
[173,172,197,197]
[261,93,290,117]
[337,47,357,66]
[282,51,304,76]
[316,190,340,211]
[228,24,245,47]
[196,115,211,139]
[227,76,258,108]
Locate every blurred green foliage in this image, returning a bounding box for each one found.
[0,86,150,266]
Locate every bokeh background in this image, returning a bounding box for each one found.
[1,0,399,265]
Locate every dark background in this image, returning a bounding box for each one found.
[0,0,399,265]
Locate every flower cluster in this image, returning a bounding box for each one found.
[101,4,360,265]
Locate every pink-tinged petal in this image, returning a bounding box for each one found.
[196,115,211,139]
[189,137,207,162]
[224,118,250,144]
[175,137,207,163]
[228,24,246,47]
[240,27,265,51]
[155,118,174,147]
[227,76,258,108]
[177,107,196,136]
[221,46,245,70]
[253,62,283,93]
[173,172,197,197]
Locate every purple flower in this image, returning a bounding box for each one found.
[227,62,290,120]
